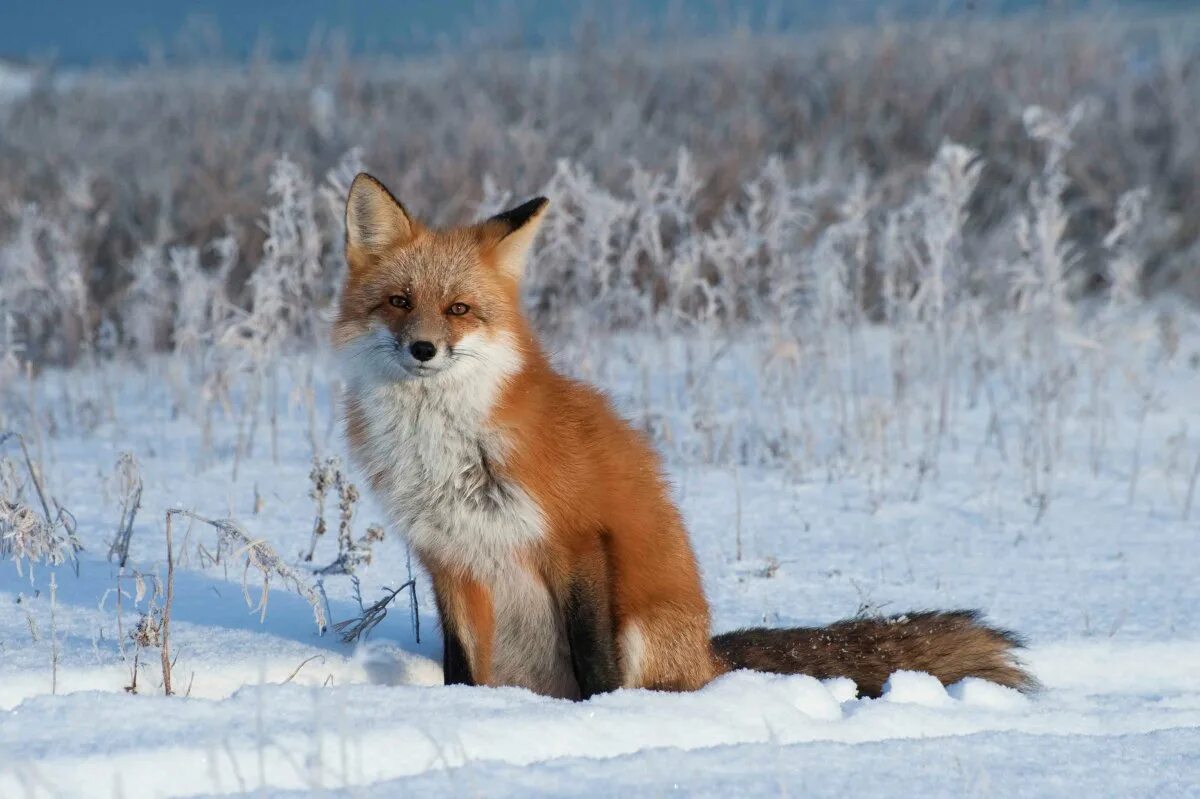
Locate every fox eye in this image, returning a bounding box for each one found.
[388,295,411,310]
[448,302,470,316]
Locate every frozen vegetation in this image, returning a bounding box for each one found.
[1,8,1199,798]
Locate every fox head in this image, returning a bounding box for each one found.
[333,173,547,385]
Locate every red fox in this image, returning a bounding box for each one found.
[333,173,1035,700]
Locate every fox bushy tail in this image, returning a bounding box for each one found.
[711,609,1036,698]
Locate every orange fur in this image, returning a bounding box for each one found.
[490,353,718,690]
[428,563,496,684]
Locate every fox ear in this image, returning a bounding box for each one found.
[345,173,417,270]
[481,197,549,281]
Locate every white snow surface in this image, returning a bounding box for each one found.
[2,328,1200,797]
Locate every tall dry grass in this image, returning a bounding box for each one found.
[0,11,1197,366]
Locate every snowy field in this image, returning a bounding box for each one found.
[2,10,1199,794]
[1,313,1199,797]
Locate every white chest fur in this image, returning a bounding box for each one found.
[343,331,574,697]
[353,376,546,577]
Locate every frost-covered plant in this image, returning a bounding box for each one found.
[223,156,325,353]
[262,156,324,338]
[316,520,385,578]
[1012,161,1075,327]
[738,155,814,325]
[0,297,24,381]
[806,174,872,460]
[130,610,164,649]
[533,158,635,330]
[174,509,327,632]
[319,148,367,265]
[304,455,386,575]
[303,456,337,562]
[0,43,1191,518]
[3,13,1199,366]
[1070,185,1154,476]
[892,141,987,462]
[1103,187,1151,312]
[108,452,144,567]
[334,571,419,645]
[169,245,230,356]
[1003,102,1100,513]
[0,202,90,364]
[0,457,81,578]
[219,156,333,470]
[123,246,169,357]
[907,140,986,363]
[113,568,166,694]
[159,241,238,445]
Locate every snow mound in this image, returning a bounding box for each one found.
[948,677,1029,710]
[881,670,953,707]
[822,677,860,704]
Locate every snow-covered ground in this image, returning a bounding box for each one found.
[2,318,1199,797]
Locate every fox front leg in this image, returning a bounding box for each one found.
[441,621,474,686]
[564,542,621,699]
[431,570,493,687]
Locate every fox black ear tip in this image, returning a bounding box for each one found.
[517,196,549,214]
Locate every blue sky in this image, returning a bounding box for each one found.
[0,0,1142,65]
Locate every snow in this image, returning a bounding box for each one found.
[945,677,1028,710]
[881,671,956,707]
[1,321,1199,796]
[1,644,1197,797]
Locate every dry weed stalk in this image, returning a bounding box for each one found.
[0,431,81,576]
[306,456,386,575]
[108,452,144,567]
[303,456,336,562]
[1185,449,1200,521]
[162,510,176,695]
[49,573,59,694]
[113,568,165,694]
[335,544,422,645]
[334,574,419,645]
[169,508,328,632]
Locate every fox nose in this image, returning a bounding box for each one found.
[409,340,437,362]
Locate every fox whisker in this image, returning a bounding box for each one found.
[451,348,487,364]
